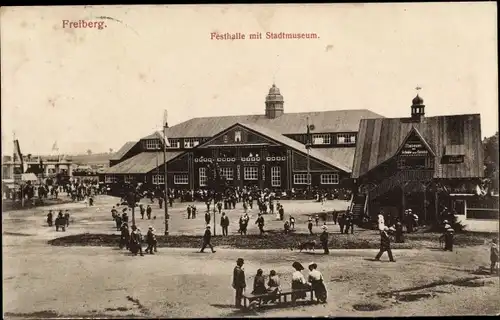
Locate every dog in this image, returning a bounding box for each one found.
[294,240,316,252]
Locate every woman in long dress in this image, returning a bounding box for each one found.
[307,262,327,303]
[291,262,309,301]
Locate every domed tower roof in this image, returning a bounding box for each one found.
[266,84,284,102]
[412,94,424,105]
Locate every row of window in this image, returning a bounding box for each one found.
[144,132,357,151]
[293,173,339,185]
[105,171,339,186]
[311,133,356,145]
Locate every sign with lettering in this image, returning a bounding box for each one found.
[446,155,464,164]
[400,141,428,156]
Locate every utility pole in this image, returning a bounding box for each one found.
[306,116,311,198]
[163,111,169,236]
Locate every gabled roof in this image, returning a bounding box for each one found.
[394,126,436,157]
[105,152,183,174]
[110,141,137,161]
[352,114,484,179]
[142,109,384,140]
[196,122,352,173]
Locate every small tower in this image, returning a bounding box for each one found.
[265,84,284,119]
[411,89,425,122]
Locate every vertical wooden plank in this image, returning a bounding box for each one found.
[352,119,368,178]
[359,120,375,175]
[377,118,390,164]
[368,119,383,170]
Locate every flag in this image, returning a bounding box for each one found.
[13,139,25,173]
[163,110,171,147]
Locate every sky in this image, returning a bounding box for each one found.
[1,3,498,156]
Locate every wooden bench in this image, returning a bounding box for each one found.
[242,288,314,309]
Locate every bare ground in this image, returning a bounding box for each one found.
[2,195,499,318]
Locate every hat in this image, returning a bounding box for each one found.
[322,225,328,230]
[444,224,451,229]
[308,262,317,269]
[408,209,412,212]
[443,220,449,224]
[292,261,304,271]
[148,226,153,230]
[308,217,312,221]
[206,225,211,228]
[237,258,244,264]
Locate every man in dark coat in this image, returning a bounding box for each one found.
[308,218,314,235]
[220,212,230,236]
[332,210,338,225]
[344,213,354,234]
[145,226,158,254]
[200,225,216,253]
[232,258,246,307]
[374,227,395,262]
[205,211,211,225]
[146,205,152,220]
[140,204,145,219]
[338,213,345,234]
[158,197,163,209]
[64,210,70,227]
[119,223,130,249]
[255,213,265,236]
[319,225,329,254]
[47,210,53,227]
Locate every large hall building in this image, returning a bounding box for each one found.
[104,84,383,191]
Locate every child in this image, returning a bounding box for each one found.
[490,238,499,275]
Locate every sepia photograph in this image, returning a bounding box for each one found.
[1,3,499,318]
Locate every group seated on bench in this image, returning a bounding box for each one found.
[242,262,327,309]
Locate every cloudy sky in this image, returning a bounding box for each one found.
[1,3,497,155]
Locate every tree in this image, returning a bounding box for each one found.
[87,149,92,155]
[483,132,499,192]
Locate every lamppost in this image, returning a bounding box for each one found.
[163,110,169,236]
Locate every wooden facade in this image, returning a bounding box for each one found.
[352,101,484,221]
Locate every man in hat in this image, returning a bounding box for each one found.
[232,258,246,307]
[200,225,216,253]
[111,206,118,220]
[64,210,71,227]
[146,205,152,220]
[205,210,211,226]
[319,225,329,254]
[374,226,395,262]
[129,225,144,256]
[255,213,265,236]
[145,226,157,254]
[220,212,230,236]
[140,204,145,219]
[47,210,53,227]
[308,217,314,235]
[443,224,454,252]
[344,212,354,234]
[119,223,130,250]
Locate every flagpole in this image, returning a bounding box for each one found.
[163,112,169,236]
[306,116,311,197]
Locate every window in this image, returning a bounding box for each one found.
[166,139,180,149]
[105,175,117,183]
[145,139,160,150]
[124,175,134,183]
[174,174,189,184]
[223,135,229,143]
[220,167,234,180]
[312,134,331,145]
[271,166,281,187]
[184,138,199,148]
[199,167,207,186]
[153,175,165,185]
[337,134,356,145]
[235,131,241,142]
[321,173,339,184]
[244,166,258,180]
[294,173,311,185]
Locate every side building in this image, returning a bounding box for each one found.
[351,94,485,223]
[103,84,383,191]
